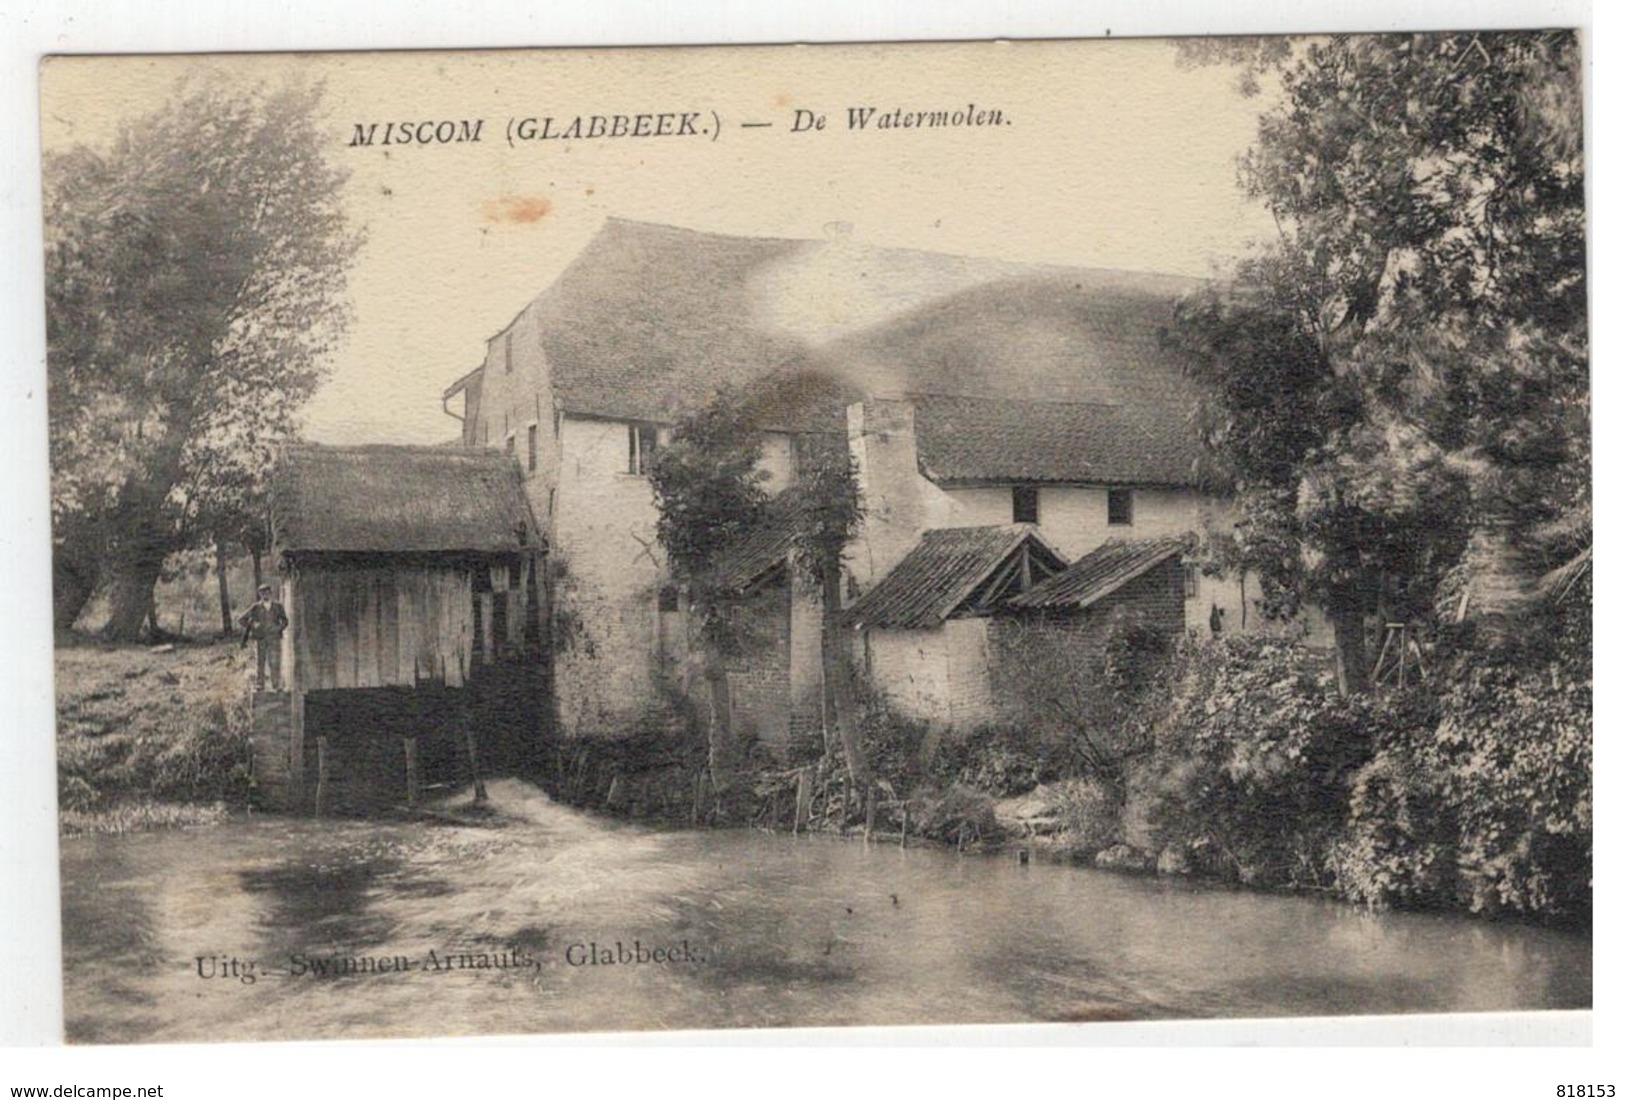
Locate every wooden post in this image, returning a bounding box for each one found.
[863,781,877,843]
[403,737,420,808]
[285,571,306,812]
[900,802,908,849]
[288,690,306,812]
[461,696,488,805]
[579,748,593,801]
[793,767,813,835]
[315,736,330,818]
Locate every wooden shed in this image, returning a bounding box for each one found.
[251,443,548,814]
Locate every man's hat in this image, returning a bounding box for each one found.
[258,584,274,595]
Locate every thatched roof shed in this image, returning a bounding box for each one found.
[271,443,540,558]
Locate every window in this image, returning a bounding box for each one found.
[1183,563,1199,599]
[1012,485,1039,524]
[628,422,659,475]
[527,424,539,473]
[1107,488,1134,526]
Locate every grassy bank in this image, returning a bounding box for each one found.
[55,639,254,834]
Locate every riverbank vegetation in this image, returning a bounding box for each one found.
[54,640,253,834]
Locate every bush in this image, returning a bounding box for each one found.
[1331,649,1591,921]
[1136,627,1590,923]
[1050,777,1123,855]
[1139,636,1377,889]
[913,785,1003,846]
[1327,751,1457,910]
[853,684,932,792]
[934,725,1046,795]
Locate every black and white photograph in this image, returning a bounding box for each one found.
[24,25,1592,1054]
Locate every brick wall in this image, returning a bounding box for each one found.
[726,576,793,752]
[987,556,1185,731]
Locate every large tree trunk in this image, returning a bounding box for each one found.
[689,595,738,798]
[251,545,263,591]
[215,537,233,638]
[820,557,869,791]
[703,652,735,797]
[103,552,167,642]
[52,552,97,634]
[101,454,185,643]
[1327,583,1371,696]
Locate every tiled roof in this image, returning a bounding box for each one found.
[271,444,539,555]
[846,525,1066,630]
[913,393,1201,487]
[482,220,1212,484]
[829,272,1212,487]
[1008,536,1188,611]
[712,502,802,593]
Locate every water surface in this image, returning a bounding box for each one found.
[59,780,1591,1042]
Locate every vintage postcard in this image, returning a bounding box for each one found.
[39,33,1591,1045]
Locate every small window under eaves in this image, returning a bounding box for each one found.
[1012,485,1040,525]
[1107,488,1134,527]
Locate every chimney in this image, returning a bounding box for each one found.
[847,398,927,590]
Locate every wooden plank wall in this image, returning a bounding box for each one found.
[290,566,479,691]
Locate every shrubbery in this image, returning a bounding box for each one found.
[1138,635,1379,888]
[928,723,1058,797]
[1050,777,1124,855]
[1330,646,1592,921]
[1134,625,1590,923]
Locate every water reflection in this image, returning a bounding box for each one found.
[58,780,1591,1043]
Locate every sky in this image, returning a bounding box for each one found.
[40,39,1283,447]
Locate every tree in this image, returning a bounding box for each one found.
[648,392,771,795]
[45,76,360,638]
[648,386,868,802]
[1172,32,1586,691]
[785,433,869,794]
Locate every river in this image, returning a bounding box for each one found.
[59,779,1591,1043]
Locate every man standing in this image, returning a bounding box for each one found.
[240,583,289,691]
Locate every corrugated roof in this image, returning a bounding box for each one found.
[272,444,539,555]
[477,220,1211,483]
[846,525,1066,630]
[1008,536,1187,611]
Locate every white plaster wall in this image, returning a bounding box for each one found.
[867,627,950,723]
[866,618,992,730]
[939,484,1222,560]
[551,414,668,736]
[846,402,960,590]
[787,582,825,741]
[942,617,994,727]
[469,303,561,541]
